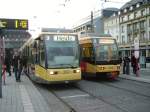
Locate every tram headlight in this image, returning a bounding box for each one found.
[49,71,54,75]
[76,69,80,73]
[74,69,80,73]
[49,71,58,75]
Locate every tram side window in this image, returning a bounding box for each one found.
[28,47,32,64]
[39,41,45,67]
[81,46,94,60]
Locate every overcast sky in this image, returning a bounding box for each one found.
[0,0,130,29]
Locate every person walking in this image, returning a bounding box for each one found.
[13,52,20,82]
[4,54,12,76]
[22,55,27,74]
[123,56,130,75]
[18,55,23,81]
[131,53,139,76]
[123,56,126,74]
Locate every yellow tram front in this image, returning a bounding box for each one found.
[80,34,121,78]
[33,33,81,83]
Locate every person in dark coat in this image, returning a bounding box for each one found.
[131,53,139,76]
[123,56,130,75]
[13,52,21,81]
[4,54,12,76]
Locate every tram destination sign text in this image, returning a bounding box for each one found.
[0,18,28,30]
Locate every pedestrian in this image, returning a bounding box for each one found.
[131,53,139,76]
[123,56,130,75]
[22,55,27,74]
[4,53,12,76]
[18,54,23,79]
[13,51,21,82]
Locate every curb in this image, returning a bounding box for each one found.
[119,75,150,84]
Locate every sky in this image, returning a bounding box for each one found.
[0,0,131,30]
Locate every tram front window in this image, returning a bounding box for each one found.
[46,41,79,68]
[95,39,119,61]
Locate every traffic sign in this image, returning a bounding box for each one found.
[0,18,28,30]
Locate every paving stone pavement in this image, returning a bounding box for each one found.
[0,74,51,112]
[119,66,150,83]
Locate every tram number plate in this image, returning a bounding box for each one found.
[108,66,113,70]
[63,70,70,74]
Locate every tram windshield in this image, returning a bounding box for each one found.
[45,35,79,68]
[94,38,119,61]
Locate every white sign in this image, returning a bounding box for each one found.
[54,35,75,41]
[134,37,139,58]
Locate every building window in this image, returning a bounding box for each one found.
[116,36,118,42]
[128,14,130,20]
[141,9,145,17]
[140,20,145,29]
[127,24,132,34]
[134,12,137,18]
[133,22,139,31]
[121,26,124,33]
[127,35,130,42]
[140,32,146,41]
[121,16,124,22]
[122,35,125,44]
[136,3,140,8]
[130,6,133,11]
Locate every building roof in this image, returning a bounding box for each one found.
[120,0,150,10]
[80,33,112,38]
[104,8,119,12]
[41,28,73,33]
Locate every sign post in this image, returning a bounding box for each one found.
[134,37,139,59]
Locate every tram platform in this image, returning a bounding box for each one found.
[0,73,70,112]
[0,74,51,112]
[119,67,150,84]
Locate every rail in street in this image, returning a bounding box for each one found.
[34,77,150,112]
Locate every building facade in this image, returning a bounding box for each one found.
[104,0,150,67]
[104,13,120,43]
[119,0,150,67]
[73,8,119,36]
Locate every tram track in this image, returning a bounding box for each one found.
[33,78,150,112]
[71,83,129,112]
[85,77,150,98]
[34,82,126,112]
[97,79,150,98]
[49,83,128,112]
[74,79,150,112]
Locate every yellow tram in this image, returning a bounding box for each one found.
[79,34,121,78]
[20,32,81,84]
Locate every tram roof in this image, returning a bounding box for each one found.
[35,32,78,40]
[79,33,114,40]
